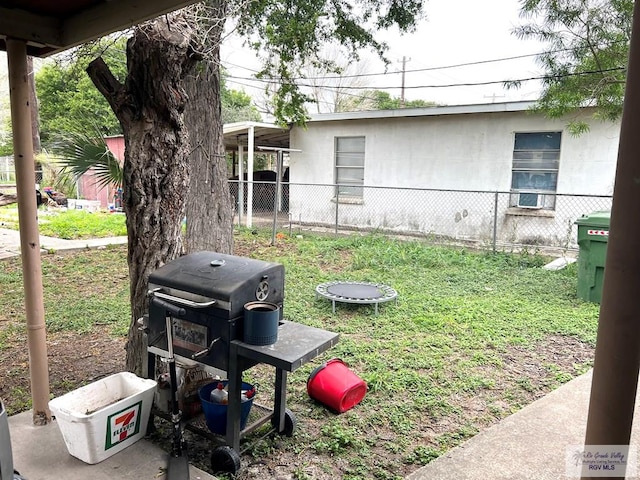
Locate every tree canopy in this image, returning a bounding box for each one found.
[232,0,425,123]
[513,0,632,134]
[221,80,262,123]
[348,90,436,110]
[35,38,262,147]
[35,38,127,145]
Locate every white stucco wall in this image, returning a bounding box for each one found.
[290,108,619,193]
[287,106,620,248]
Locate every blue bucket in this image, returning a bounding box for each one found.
[198,381,255,435]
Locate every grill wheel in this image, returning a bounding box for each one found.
[211,445,241,474]
[272,408,296,437]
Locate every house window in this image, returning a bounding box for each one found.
[335,136,365,198]
[511,132,561,209]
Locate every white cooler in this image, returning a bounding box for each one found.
[49,372,156,464]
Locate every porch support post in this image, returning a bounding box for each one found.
[7,38,51,425]
[246,125,254,228]
[583,1,640,477]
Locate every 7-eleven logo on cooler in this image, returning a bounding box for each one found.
[105,401,142,450]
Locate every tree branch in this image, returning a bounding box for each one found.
[86,57,131,124]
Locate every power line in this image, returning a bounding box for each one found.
[225,76,412,111]
[221,39,628,82]
[225,66,625,92]
[223,51,541,79]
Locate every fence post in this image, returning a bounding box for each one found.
[271,182,278,245]
[335,187,339,236]
[271,151,283,246]
[237,180,243,226]
[493,191,499,253]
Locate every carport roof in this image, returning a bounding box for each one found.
[0,0,197,57]
[223,121,290,150]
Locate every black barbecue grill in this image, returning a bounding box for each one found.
[145,251,339,474]
[147,251,285,370]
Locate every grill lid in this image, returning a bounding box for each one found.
[148,251,284,315]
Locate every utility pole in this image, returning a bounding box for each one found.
[484,93,505,104]
[400,56,410,107]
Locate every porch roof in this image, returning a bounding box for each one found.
[223,121,291,150]
[0,0,197,58]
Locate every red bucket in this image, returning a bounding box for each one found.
[307,359,367,413]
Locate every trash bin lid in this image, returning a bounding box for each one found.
[575,210,611,228]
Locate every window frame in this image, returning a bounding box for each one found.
[510,131,562,210]
[334,136,365,199]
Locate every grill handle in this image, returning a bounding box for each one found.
[191,337,221,360]
[152,290,217,309]
[151,295,187,317]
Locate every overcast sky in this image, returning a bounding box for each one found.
[220,0,546,110]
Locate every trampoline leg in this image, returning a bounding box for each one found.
[332,300,336,314]
[375,303,379,316]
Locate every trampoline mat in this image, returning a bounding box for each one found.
[326,283,384,299]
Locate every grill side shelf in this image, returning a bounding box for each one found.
[232,321,340,372]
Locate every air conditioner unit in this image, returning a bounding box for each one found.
[517,192,544,209]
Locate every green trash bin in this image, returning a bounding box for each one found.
[575,211,611,303]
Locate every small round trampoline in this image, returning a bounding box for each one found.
[315,281,398,315]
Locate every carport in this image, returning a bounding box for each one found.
[223,121,290,227]
[0,0,198,425]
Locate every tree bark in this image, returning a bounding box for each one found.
[183,0,234,255]
[87,17,198,375]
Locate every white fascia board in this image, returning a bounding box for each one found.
[307,101,539,123]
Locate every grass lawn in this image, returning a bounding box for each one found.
[0,205,127,239]
[0,225,599,479]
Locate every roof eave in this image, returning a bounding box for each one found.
[0,0,199,58]
[307,100,540,123]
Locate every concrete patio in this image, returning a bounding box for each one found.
[8,410,216,480]
[408,369,639,480]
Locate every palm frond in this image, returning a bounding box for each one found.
[50,127,123,190]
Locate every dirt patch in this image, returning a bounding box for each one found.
[0,326,126,413]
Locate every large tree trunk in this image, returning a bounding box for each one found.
[184,0,234,255]
[87,16,198,375]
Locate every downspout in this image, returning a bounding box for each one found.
[583,1,640,477]
[6,39,51,425]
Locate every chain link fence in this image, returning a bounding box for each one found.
[0,156,13,183]
[3,167,611,255]
[0,156,43,187]
[230,180,613,254]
